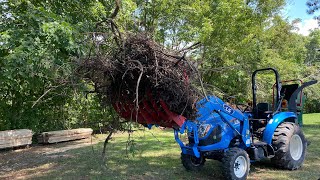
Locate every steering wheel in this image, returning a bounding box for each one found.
[236,103,252,113]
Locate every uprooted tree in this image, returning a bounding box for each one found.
[78,0,205,128]
[79,33,203,122]
[77,0,206,162]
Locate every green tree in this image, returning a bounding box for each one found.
[0,0,116,131]
[1,0,319,132]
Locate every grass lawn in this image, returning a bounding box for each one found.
[2,114,320,180]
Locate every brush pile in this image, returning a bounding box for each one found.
[79,30,203,127]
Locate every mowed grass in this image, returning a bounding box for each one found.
[28,114,320,179]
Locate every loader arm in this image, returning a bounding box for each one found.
[175,96,251,158]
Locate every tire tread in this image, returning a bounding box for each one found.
[222,147,250,180]
[181,153,205,171]
[271,122,306,170]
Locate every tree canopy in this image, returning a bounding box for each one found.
[0,0,319,132]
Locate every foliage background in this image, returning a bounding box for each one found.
[0,0,319,132]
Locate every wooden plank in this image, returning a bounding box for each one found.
[0,137,32,144]
[46,134,91,143]
[0,129,32,139]
[38,128,93,144]
[0,129,33,149]
[0,138,32,145]
[40,128,93,137]
[38,133,91,143]
[0,138,32,148]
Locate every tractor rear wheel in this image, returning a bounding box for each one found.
[181,153,205,171]
[271,122,307,170]
[222,147,250,180]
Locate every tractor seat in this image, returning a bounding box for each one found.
[253,103,272,119]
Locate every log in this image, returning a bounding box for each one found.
[0,129,33,149]
[38,128,93,144]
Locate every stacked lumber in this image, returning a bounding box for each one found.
[0,129,33,149]
[38,128,93,144]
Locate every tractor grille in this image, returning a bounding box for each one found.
[199,125,222,146]
[188,125,222,146]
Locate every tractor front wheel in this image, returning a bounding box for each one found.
[181,153,205,171]
[271,122,307,170]
[222,147,250,180]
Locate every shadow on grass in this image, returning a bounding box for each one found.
[248,124,320,180]
[302,124,320,129]
[28,139,225,180]
[0,139,92,170]
[1,124,320,180]
[0,131,224,180]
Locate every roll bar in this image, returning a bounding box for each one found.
[252,68,281,110]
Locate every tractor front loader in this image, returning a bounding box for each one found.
[174,68,317,179]
[114,68,317,180]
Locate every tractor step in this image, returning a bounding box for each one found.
[252,141,267,146]
[249,141,275,160]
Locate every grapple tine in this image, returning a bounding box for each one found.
[113,92,186,127]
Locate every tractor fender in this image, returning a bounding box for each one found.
[262,112,297,144]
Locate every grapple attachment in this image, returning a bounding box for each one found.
[113,93,186,128]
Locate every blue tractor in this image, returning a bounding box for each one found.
[174,68,317,180]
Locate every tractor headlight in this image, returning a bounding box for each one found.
[198,124,212,138]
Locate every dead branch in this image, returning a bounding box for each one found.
[110,0,120,19]
[178,42,201,53]
[79,24,202,127]
[32,88,52,108]
[102,130,113,160]
[31,82,70,108]
[96,0,121,27]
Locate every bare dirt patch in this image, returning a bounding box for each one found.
[0,136,103,180]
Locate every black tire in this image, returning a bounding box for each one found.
[181,153,205,171]
[222,148,250,180]
[271,122,307,170]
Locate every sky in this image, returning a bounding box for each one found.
[284,0,319,36]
